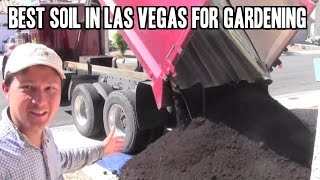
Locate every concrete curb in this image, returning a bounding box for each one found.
[288,50,320,55]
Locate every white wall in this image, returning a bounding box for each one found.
[314,2,320,36]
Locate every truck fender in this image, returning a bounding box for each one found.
[92,82,113,100]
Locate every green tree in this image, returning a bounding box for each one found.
[112,32,127,56]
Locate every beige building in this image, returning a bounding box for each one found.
[291,3,319,44]
[314,2,320,37]
[0,0,28,14]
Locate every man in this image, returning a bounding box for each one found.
[15,30,24,46]
[0,43,125,179]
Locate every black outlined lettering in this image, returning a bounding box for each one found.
[271,7,282,28]
[137,6,188,29]
[103,6,112,29]
[157,7,167,29]
[8,5,308,30]
[85,7,101,29]
[177,7,188,28]
[243,7,254,28]
[167,6,188,29]
[223,6,307,29]
[113,6,130,29]
[123,6,134,29]
[234,7,244,28]
[113,7,126,29]
[167,7,178,28]
[253,7,263,28]
[8,7,19,29]
[49,7,81,29]
[103,6,134,29]
[50,7,59,28]
[147,7,156,29]
[8,6,45,29]
[191,6,219,29]
[223,7,233,29]
[263,7,271,29]
[296,7,307,28]
[137,7,148,29]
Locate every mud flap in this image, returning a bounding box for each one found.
[136,81,169,130]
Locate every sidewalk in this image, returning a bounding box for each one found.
[273,90,320,109]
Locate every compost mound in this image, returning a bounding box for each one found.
[120,85,315,180]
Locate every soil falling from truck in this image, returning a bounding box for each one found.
[120,84,315,180]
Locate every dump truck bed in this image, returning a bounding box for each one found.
[100,0,316,108]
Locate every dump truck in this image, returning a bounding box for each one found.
[4,0,316,156]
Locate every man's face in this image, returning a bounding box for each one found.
[2,65,62,133]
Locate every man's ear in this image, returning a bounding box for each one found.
[1,81,9,99]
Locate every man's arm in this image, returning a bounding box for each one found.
[58,127,125,173]
[59,144,104,173]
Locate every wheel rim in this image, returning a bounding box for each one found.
[74,95,88,126]
[108,104,127,136]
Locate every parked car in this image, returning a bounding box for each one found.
[0,14,15,53]
[1,32,31,79]
[3,36,16,53]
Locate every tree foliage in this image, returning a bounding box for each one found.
[112,32,127,56]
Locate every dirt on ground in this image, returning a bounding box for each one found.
[120,84,316,180]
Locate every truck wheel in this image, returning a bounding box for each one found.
[72,83,104,137]
[103,90,151,154]
[92,82,113,100]
[68,75,99,101]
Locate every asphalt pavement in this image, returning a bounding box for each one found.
[269,52,320,96]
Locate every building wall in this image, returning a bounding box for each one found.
[0,14,16,52]
[291,29,309,44]
[291,5,318,44]
[315,2,320,36]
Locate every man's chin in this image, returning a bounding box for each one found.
[28,116,51,128]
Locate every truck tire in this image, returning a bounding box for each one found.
[71,83,104,137]
[68,75,99,101]
[92,82,113,100]
[103,90,152,154]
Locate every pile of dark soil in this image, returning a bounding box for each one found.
[120,84,316,180]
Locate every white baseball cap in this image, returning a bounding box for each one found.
[4,43,66,79]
